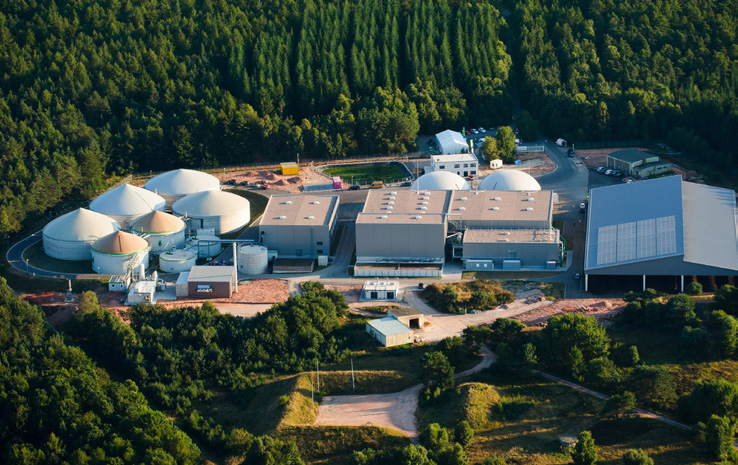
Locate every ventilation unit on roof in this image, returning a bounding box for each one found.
[458,207,466,211]
[389,196,396,200]
[420,206,427,210]
[526,207,534,211]
[380,215,388,219]
[310,201,320,205]
[279,216,286,219]
[424,192,430,195]
[460,197,468,201]
[526,198,535,202]
[307,216,315,219]
[391,192,397,195]
[422,197,429,200]
[388,201,395,205]
[413,216,423,220]
[385,206,393,210]
[491,207,500,211]
[284,201,292,205]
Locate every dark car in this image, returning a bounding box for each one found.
[225,179,236,185]
[400,181,412,187]
[348,185,361,190]
[567,148,574,157]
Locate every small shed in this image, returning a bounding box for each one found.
[366,317,413,347]
[363,280,400,300]
[127,281,156,305]
[280,162,299,175]
[108,275,130,292]
[489,159,503,170]
[557,435,578,448]
[176,272,190,297]
[388,307,424,329]
[187,266,236,298]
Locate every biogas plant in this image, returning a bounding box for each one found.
[40,169,252,278]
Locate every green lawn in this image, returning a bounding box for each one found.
[23,241,94,274]
[323,164,406,185]
[417,369,712,465]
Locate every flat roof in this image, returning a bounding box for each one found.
[260,195,338,226]
[364,280,400,291]
[187,266,235,283]
[367,317,413,336]
[432,153,478,164]
[362,189,451,215]
[388,307,422,317]
[608,149,657,163]
[464,228,559,244]
[356,212,445,225]
[634,160,670,169]
[449,190,552,223]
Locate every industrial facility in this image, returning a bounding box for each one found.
[144,169,221,207]
[185,266,237,298]
[42,208,121,261]
[90,230,150,274]
[258,195,340,258]
[354,184,561,276]
[606,149,671,178]
[89,184,166,226]
[172,190,251,236]
[130,210,186,252]
[410,171,471,191]
[434,129,469,154]
[584,176,738,292]
[428,153,479,178]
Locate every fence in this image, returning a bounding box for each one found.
[570,139,660,150]
[517,145,544,153]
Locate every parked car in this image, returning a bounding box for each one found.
[567,147,574,155]
[479,128,486,133]
[465,130,471,135]
[556,138,567,147]
[515,138,521,145]
[225,179,236,185]
[370,181,384,189]
[400,181,412,187]
[574,273,581,280]
[596,166,606,173]
[605,169,614,175]
[580,202,586,212]
[239,180,250,186]
[260,184,270,190]
[623,177,634,183]
[614,171,623,177]
[472,129,478,134]
[348,185,361,190]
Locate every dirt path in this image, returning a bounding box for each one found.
[313,347,493,442]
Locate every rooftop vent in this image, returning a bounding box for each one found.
[423,192,430,195]
[388,201,395,205]
[391,192,397,195]
[284,201,292,205]
[495,197,502,201]
[413,216,423,220]
[422,197,429,200]
[278,215,286,219]
[491,207,500,211]
[420,206,427,210]
[460,197,468,201]
[385,206,393,210]
[421,201,429,205]
[458,207,466,211]
[310,201,320,205]
[389,196,396,200]
[380,215,388,219]
[526,207,534,211]
[307,216,315,220]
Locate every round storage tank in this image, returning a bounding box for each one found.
[172,190,251,236]
[91,230,150,274]
[410,171,471,191]
[159,249,197,273]
[144,169,221,208]
[42,208,120,261]
[238,245,268,275]
[89,184,166,227]
[196,235,222,258]
[478,169,541,191]
[130,210,186,253]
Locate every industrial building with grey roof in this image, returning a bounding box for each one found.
[259,195,339,258]
[584,176,738,291]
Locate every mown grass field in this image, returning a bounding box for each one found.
[323,164,406,185]
[416,369,713,465]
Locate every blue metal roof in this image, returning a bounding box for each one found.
[367,317,412,336]
[585,176,685,271]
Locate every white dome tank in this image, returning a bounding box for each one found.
[196,235,222,258]
[172,190,251,236]
[89,184,166,227]
[410,171,471,191]
[91,231,150,274]
[237,245,268,275]
[42,208,120,261]
[159,249,197,273]
[144,169,221,208]
[479,169,541,191]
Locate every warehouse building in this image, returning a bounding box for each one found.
[186,266,236,298]
[258,195,339,258]
[435,129,469,155]
[429,153,479,178]
[366,317,414,347]
[584,176,738,292]
[606,149,671,177]
[354,189,561,276]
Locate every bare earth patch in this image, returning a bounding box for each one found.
[211,165,332,192]
[512,298,625,327]
[578,147,648,168]
[325,284,362,303]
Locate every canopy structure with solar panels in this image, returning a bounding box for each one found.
[584,176,738,291]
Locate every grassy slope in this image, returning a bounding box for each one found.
[323,164,405,184]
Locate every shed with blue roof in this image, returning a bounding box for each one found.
[366,317,414,347]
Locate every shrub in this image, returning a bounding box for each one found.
[571,431,597,465]
[454,421,474,448]
[420,423,450,454]
[629,366,677,410]
[278,395,290,407]
[622,449,653,465]
[704,415,735,461]
[678,379,738,423]
[422,351,455,391]
[680,326,709,359]
[685,281,703,296]
[540,314,610,370]
[585,357,621,388]
[666,294,697,328]
[604,391,637,417]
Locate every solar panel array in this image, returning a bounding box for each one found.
[596,215,677,266]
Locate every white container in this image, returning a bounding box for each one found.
[237,245,269,275]
[159,249,197,273]
[318,255,329,266]
[196,235,222,258]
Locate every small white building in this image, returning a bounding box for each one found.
[430,153,478,178]
[108,275,130,292]
[489,159,503,170]
[175,272,190,298]
[363,280,400,300]
[435,130,469,155]
[126,281,156,305]
[366,317,413,347]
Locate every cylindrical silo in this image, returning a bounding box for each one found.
[172,190,251,236]
[237,244,268,275]
[42,208,120,261]
[159,249,197,273]
[130,210,186,253]
[91,230,150,274]
[196,235,222,258]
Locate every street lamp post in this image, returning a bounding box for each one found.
[25,259,28,273]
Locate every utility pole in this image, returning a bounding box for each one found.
[316,360,320,391]
[310,377,314,408]
[351,358,355,392]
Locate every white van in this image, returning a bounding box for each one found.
[556,138,567,147]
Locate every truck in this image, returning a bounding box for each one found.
[556,138,567,147]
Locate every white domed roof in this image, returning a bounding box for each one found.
[43,208,120,242]
[90,184,165,216]
[479,170,541,191]
[92,230,150,254]
[172,190,251,217]
[410,171,471,191]
[144,169,220,196]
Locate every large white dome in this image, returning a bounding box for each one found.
[43,208,120,242]
[144,169,220,196]
[172,190,250,217]
[410,171,471,191]
[479,170,541,191]
[89,184,165,223]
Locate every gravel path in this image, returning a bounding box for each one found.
[313,347,494,442]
